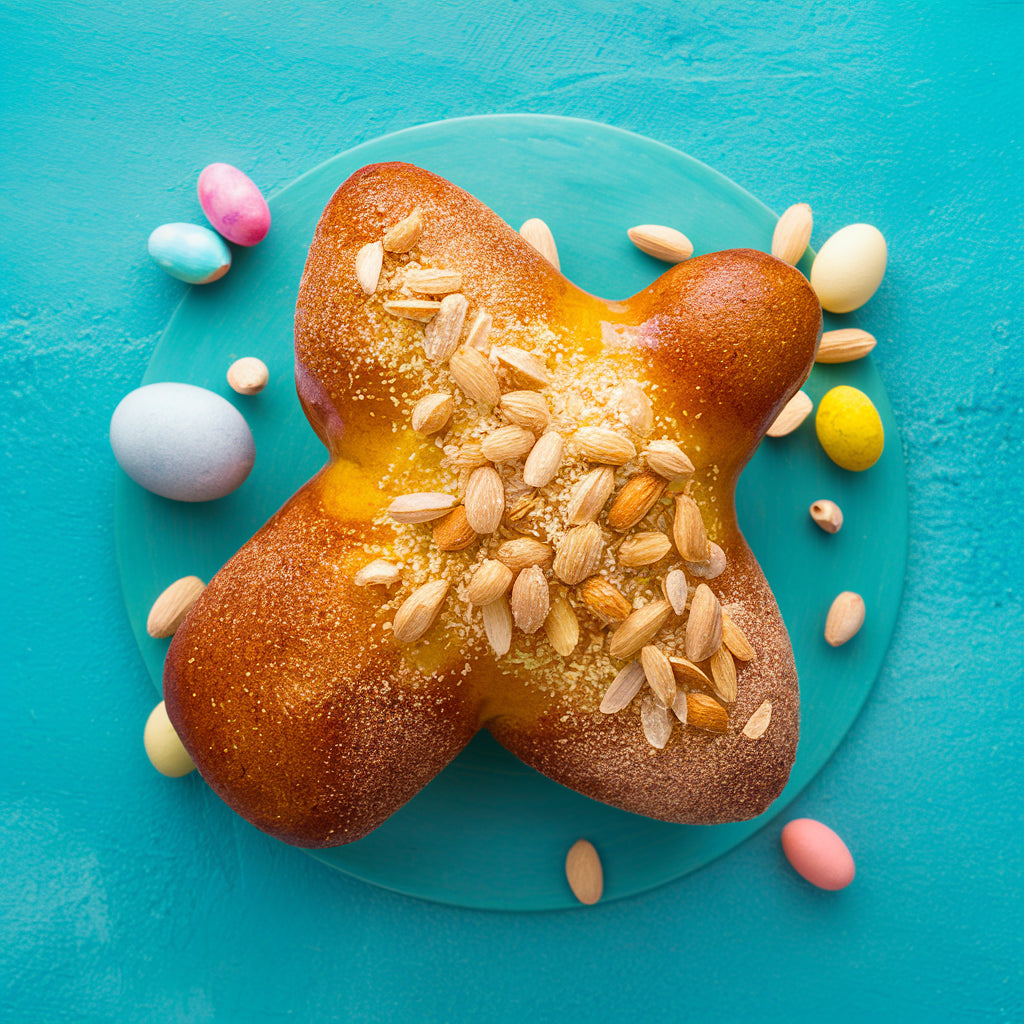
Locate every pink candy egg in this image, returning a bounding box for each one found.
[198,162,271,246]
[781,818,855,890]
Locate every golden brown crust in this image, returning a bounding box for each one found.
[163,161,822,846]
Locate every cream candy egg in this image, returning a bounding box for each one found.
[198,162,271,246]
[147,222,231,284]
[810,223,887,313]
[144,701,196,777]
[110,382,255,501]
[781,818,856,890]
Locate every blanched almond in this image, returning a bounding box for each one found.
[683,541,726,580]
[668,656,712,688]
[565,839,603,905]
[466,559,514,606]
[770,203,813,266]
[523,431,564,488]
[640,645,676,706]
[403,267,463,295]
[672,495,709,562]
[640,695,674,748]
[644,440,694,481]
[617,531,672,567]
[500,390,550,434]
[810,498,844,533]
[423,293,468,362]
[600,660,646,713]
[552,522,604,585]
[663,570,689,615]
[482,597,512,656]
[608,600,671,660]
[574,427,636,466]
[816,328,877,364]
[382,208,424,252]
[721,612,757,662]
[495,537,554,572]
[387,492,457,524]
[766,390,813,437]
[544,595,579,656]
[449,346,501,406]
[392,580,449,643]
[708,645,737,702]
[615,382,654,436]
[355,241,383,295]
[411,392,454,435]
[519,217,560,269]
[466,310,492,353]
[481,425,535,463]
[566,466,615,524]
[490,345,550,388]
[824,591,865,646]
[628,224,694,263]
[383,298,442,322]
[147,575,205,638]
[353,559,401,587]
[742,700,773,740]
[510,565,549,634]
[685,583,722,663]
[463,466,505,534]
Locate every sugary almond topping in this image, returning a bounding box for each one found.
[614,382,654,437]
[465,310,493,354]
[708,644,737,703]
[672,494,709,563]
[599,660,645,713]
[510,565,549,635]
[463,466,505,534]
[552,523,604,585]
[495,536,554,572]
[392,580,449,643]
[566,466,615,525]
[403,267,463,295]
[449,346,501,407]
[490,345,550,387]
[608,600,671,660]
[522,431,564,488]
[382,298,442,322]
[685,583,723,663]
[410,392,454,435]
[683,541,726,580]
[640,695,674,749]
[382,208,424,253]
[466,559,514,606]
[544,595,580,657]
[353,559,401,587]
[578,576,632,623]
[640,645,676,706]
[721,612,757,662]
[355,241,383,295]
[617,531,673,567]
[481,597,512,656]
[499,390,550,434]
[422,293,469,363]
[574,426,637,466]
[663,569,689,615]
[606,471,667,531]
[387,492,458,524]
[480,424,535,463]
[643,440,695,481]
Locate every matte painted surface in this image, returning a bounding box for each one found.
[1,1,1021,1021]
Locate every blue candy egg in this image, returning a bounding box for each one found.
[147,223,232,284]
[110,382,255,501]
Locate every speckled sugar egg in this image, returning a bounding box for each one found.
[815,385,885,471]
[781,818,856,890]
[147,223,232,284]
[198,163,271,246]
[110,382,255,501]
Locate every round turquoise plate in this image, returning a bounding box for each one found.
[116,115,907,910]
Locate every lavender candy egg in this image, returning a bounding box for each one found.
[110,382,255,501]
[148,223,231,284]
[198,163,271,246]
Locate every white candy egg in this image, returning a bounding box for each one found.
[144,701,196,777]
[809,223,887,313]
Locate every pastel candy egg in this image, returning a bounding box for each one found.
[144,700,195,777]
[815,385,885,471]
[110,382,255,501]
[810,223,887,313]
[148,223,231,284]
[782,818,856,890]
[198,162,271,246]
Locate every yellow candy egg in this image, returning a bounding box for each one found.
[815,385,884,471]
[144,700,196,777]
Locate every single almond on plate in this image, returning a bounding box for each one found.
[663,569,689,615]
[422,293,468,362]
[816,327,877,364]
[617,531,673,567]
[608,599,671,660]
[383,298,442,322]
[628,224,694,263]
[387,491,458,524]
[644,440,694,481]
[481,596,512,656]
[463,466,505,534]
[683,542,726,580]
[668,656,712,688]
[770,202,813,266]
[355,240,383,295]
[403,267,463,295]
[496,536,554,572]
[519,217,560,270]
[614,382,654,436]
[824,591,865,646]
[500,390,550,434]
[553,522,604,585]
[449,346,501,406]
[721,612,757,661]
[708,644,737,702]
[742,700,773,740]
[685,583,722,663]
[147,575,205,637]
[600,660,645,713]
[481,424,535,463]
[392,580,449,643]
[466,559,514,606]
[574,427,637,466]
[640,695,674,748]
[353,559,401,587]
[672,494,709,563]
[523,431,564,488]
[411,392,454,435]
[432,506,477,551]
[565,839,603,905]
[607,471,667,531]
[810,498,844,533]
[466,310,492,353]
[544,595,580,656]
[566,466,616,524]
[382,207,424,252]
[685,692,729,733]
[766,390,813,437]
[578,576,632,623]
[511,564,549,634]
[640,645,676,706]
[490,345,550,388]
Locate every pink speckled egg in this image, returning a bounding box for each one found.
[781,818,856,890]
[198,162,271,246]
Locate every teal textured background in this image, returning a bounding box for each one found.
[1,1,1021,1021]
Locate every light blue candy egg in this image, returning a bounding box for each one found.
[147,223,232,284]
[110,382,255,501]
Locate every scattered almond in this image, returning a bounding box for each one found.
[628,224,694,263]
[574,427,637,466]
[519,217,560,270]
[708,645,737,702]
[644,440,694,481]
[742,700,773,740]
[544,595,580,656]
[523,431,564,488]
[500,390,550,434]
[382,208,424,252]
[387,492,458,524]
[566,466,616,525]
[672,495,709,563]
[766,390,813,437]
[392,580,449,643]
[721,612,756,662]
[449,346,501,406]
[411,392,454,435]
[403,267,463,295]
[663,569,689,615]
[466,310,492,354]
[770,203,813,266]
[480,424,535,463]
[684,542,726,580]
[510,565,549,634]
[578,576,632,623]
[355,240,383,295]
[553,523,604,585]
[608,600,671,660]
[466,559,514,606]
[617,531,672,567]
[607,471,667,531]
[432,506,477,551]
[565,839,603,905]
[685,692,729,733]
[496,537,554,572]
[810,499,844,533]
[615,382,654,436]
[600,660,646,713]
[463,466,505,534]
[353,559,401,587]
[382,298,442,322]
[816,327,877,364]
[824,591,865,646]
[423,293,468,362]
[147,575,205,637]
[685,583,722,663]
[640,695,674,748]
[640,645,676,706]
[490,345,550,388]
[481,596,513,656]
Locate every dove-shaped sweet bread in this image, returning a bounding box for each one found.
[163,162,822,848]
